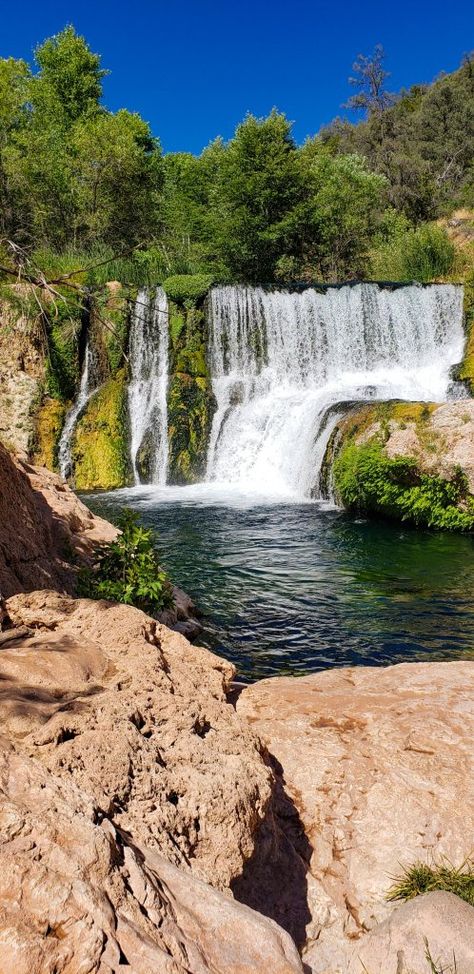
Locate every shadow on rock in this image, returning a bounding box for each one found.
[231,751,312,953]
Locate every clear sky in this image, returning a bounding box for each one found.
[1,0,472,154]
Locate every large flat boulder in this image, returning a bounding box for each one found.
[237,661,474,972]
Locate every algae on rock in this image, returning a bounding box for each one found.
[32,398,67,470]
[71,370,131,490]
[166,298,216,484]
[459,275,474,394]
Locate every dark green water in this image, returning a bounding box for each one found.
[85,487,474,682]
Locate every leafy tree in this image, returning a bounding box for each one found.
[0,58,30,239]
[209,111,303,282]
[71,110,163,249]
[31,25,106,127]
[285,143,387,280]
[325,55,474,221]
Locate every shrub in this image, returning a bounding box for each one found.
[162,273,214,305]
[333,441,474,532]
[371,216,455,282]
[79,509,173,613]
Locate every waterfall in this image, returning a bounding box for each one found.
[58,343,97,480]
[128,286,169,484]
[206,283,465,498]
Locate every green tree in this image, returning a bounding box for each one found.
[287,144,386,280]
[31,25,106,127]
[72,110,163,249]
[0,58,30,240]
[209,111,303,282]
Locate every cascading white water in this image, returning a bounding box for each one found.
[206,283,465,498]
[58,343,97,480]
[128,286,169,484]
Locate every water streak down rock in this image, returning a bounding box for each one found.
[128,287,170,484]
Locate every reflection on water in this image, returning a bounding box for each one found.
[84,486,474,682]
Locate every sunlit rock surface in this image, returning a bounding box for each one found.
[237,661,474,973]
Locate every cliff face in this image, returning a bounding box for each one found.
[0,441,116,598]
[0,294,46,457]
[325,400,474,531]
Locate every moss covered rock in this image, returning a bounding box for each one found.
[91,282,130,377]
[167,300,216,484]
[459,277,474,394]
[162,274,213,305]
[32,398,67,470]
[327,400,474,532]
[168,373,215,484]
[72,370,131,490]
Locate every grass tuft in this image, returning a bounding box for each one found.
[387,857,474,908]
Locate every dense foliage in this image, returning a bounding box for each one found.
[79,509,173,613]
[333,442,474,532]
[0,27,472,286]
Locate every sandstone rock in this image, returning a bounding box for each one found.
[334,399,474,492]
[382,400,474,491]
[0,442,116,598]
[348,892,474,974]
[3,590,272,890]
[0,296,45,455]
[237,662,474,973]
[0,736,303,974]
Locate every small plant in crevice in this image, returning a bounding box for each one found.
[387,857,474,908]
[78,509,173,614]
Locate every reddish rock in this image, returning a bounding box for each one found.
[0,737,303,974]
[237,662,474,972]
[0,442,115,598]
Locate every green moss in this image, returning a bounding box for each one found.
[162,273,213,305]
[32,397,67,470]
[169,311,185,345]
[333,441,474,532]
[459,276,474,393]
[46,311,81,401]
[92,284,130,375]
[165,300,216,482]
[72,370,130,490]
[168,372,216,484]
[338,401,438,445]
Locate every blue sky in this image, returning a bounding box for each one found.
[1,0,472,153]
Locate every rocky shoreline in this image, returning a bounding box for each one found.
[0,446,473,973]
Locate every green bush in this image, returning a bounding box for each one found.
[333,441,474,532]
[371,216,455,282]
[79,509,173,613]
[162,273,214,305]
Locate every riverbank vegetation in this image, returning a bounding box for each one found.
[0,27,472,291]
[333,441,474,532]
[79,509,173,613]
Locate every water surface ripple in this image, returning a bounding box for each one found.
[85,488,474,682]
